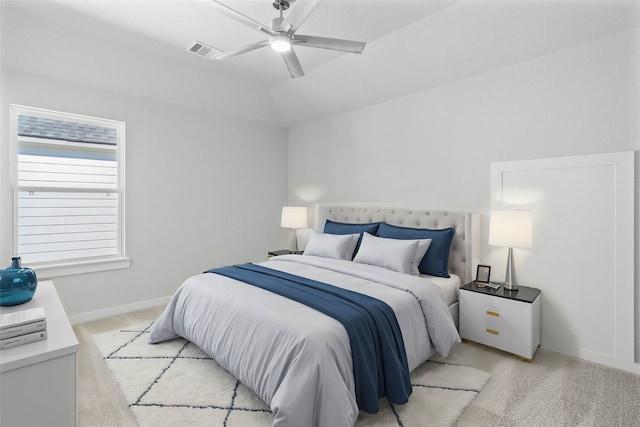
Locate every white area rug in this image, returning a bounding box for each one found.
[93,323,490,426]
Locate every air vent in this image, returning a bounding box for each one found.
[186,41,222,58]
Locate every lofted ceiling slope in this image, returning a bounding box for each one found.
[2,0,639,128]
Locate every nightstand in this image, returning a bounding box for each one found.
[268,249,303,258]
[459,281,541,361]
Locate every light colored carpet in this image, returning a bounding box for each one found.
[75,306,640,427]
[92,322,491,426]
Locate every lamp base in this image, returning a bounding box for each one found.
[290,229,299,253]
[503,247,518,291]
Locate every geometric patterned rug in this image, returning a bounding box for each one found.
[92,322,491,427]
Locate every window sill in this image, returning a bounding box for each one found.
[33,257,131,279]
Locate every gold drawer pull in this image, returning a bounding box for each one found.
[486,328,499,335]
[486,310,500,317]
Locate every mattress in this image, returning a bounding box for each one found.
[421,273,461,306]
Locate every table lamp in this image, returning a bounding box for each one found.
[488,210,533,291]
[280,206,308,252]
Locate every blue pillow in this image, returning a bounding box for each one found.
[323,220,380,257]
[324,220,380,236]
[376,222,455,278]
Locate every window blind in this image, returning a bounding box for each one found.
[17,191,118,263]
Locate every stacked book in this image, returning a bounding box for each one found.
[0,307,47,350]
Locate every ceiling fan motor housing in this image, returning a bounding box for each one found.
[271,16,285,31]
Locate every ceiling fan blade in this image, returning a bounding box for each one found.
[207,0,276,37]
[280,0,320,34]
[281,49,304,79]
[214,41,269,60]
[293,35,366,54]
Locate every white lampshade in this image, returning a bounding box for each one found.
[281,206,308,229]
[488,210,533,248]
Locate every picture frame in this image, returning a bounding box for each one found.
[476,264,491,285]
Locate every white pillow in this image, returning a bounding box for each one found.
[353,233,420,274]
[303,230,359,260]
[411,239,432,276]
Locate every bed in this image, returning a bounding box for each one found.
[149,203,480,427]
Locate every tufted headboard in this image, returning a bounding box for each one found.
[314,203,480,284]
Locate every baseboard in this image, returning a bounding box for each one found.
[543,341,640,376]
[68,296,171,325]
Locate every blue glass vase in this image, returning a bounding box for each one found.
[0,257,38,306]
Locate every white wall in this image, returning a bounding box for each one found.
[491,153,636,373]
[288,30,640,368]
[0,69,289,321]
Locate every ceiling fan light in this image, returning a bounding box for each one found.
[270,35,292,52]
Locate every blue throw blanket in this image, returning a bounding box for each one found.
[205,263,412,414]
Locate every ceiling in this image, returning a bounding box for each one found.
[2,0,639,128]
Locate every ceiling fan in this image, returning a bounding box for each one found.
[206,0,366,79]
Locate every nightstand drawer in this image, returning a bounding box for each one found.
[460,287,541,360]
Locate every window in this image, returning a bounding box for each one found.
[9,105,129,277]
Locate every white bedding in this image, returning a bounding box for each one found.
[149,255,460,427]
[421,273,461,306]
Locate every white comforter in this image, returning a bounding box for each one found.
[148,255,460,427]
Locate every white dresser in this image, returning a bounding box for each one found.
[460,281,541,361]
[0,281,78,426]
